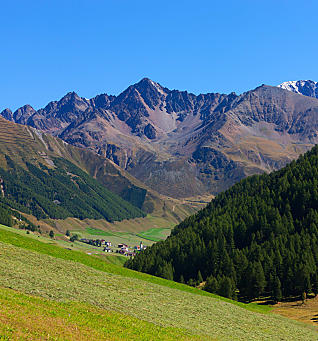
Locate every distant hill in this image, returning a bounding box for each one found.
[2,79,318,198]
[126,145,318,302]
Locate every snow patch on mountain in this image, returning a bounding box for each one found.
[278,80,318,99]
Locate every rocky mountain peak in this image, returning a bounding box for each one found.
[92,94,114,109]
[0,108,13,121]
[12,105,36,124]
[278,80,318,99]
[59,91,86,104]
[129,77,167,109]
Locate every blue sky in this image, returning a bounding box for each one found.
[1,0,318,111]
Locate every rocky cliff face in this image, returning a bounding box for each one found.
[2,79,318,198]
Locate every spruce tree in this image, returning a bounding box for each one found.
[272,276,282,303]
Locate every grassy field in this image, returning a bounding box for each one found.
[85,227,115,236]
[0,225,128,265]
[0,287,199,341]
[43,214,176,249]
[0,225,271,310]
[137,227,171,241]
[47,213,178,234]
[1,225,318,340]
[73,228,156,249]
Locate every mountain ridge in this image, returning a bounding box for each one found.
[2,79,318,198]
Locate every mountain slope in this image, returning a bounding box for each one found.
[0,116,200,231]
[126,145,318,302]
[0,116,145,222]
[0,225,317,340]
[2,79,318,198]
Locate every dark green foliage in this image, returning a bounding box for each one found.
[204,276,219,294]
[66,230,70,237]
[0,205,13,227]
[272,276,282,303]
[0,200,35,229]
[0,156,145,222]
[121,186,147,209]
[49,230,54,238]
[218,277,236,300]
[70,234,79,242]
[126,145,318,302]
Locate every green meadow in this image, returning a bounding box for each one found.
[137,227,171,241]
[0,225,317,340]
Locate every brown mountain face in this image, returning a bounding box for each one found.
[2,79,318,198]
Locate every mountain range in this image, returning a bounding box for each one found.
[2,79,318,198]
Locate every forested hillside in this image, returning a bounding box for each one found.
[0,156,145,222]
[126,145,318,302]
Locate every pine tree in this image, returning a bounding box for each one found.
[218,277,235,299]
[204,276,219,294]
[272,276,282,303]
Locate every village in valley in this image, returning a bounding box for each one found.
[79,238,147,257]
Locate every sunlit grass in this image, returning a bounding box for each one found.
[137,227,171,241]
[1,240,317,340]
[0,224,269,314]
[0,224,318,340]
[0,287,200,341]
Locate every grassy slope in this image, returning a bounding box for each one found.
[137,227,171,241]
[0,225,317,340]
[0,288,198,341]
[0,225,128,266]
[45,203,202,234]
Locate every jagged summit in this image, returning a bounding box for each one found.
[0,108,13,121]
[2,80,318,198]
[278,80,318,98]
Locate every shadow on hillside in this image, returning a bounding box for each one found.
[311,314,318,323]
